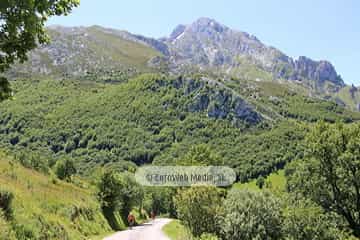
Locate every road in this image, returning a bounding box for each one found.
[103,218,173,240]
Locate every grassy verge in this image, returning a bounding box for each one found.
[0,151,112,240]
[232,170,286,193]
[163,220,193,240]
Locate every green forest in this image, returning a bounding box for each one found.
[1,1,360,240]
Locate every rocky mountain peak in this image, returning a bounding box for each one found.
[189,17,228,33]
[169,24,186,41]
[162,18,345,90]
[11,17,346,94]
[294,56,344,86]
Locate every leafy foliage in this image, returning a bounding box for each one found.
[143,187,176,217]
[174,187,223,237]
[0,0,79,72]
[55,158,77,181]
[218,189,282,240]
[0,211,16,240]
[0,189,13,220]
[287,121,360,237]
[282,197,346,240]
[0,74,318,182]
[97,169,143,225]
[0,0,79,100]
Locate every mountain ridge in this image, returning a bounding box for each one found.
[159,17,344,89]
[8,17,357,109]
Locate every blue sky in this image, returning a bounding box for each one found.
[48,0,360,85]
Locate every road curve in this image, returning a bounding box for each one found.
[103,218,173,240]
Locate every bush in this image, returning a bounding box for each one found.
[12,223,35,240]
[97,170,143,224]
[0,189,13,220]
[196,233,219,240]
[174,187,222,237]
[218,189,282,240]
[55,158,77,181]
[256,176,265,189]
[282,197,347,240]
[0,212,16,240]
[16,152,49,174]
[286,122,360,237]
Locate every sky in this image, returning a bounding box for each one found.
[48,0,360,85]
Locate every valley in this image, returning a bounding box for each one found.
[1,15,360,240]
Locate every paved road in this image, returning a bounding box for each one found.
[103,218,173,240]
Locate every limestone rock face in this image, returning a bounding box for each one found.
[10,18,346,96]
[292,56,343,86]
[161,18,345,89]
[179,77,261,124]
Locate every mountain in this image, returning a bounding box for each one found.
[9,18,344,89]
[7,25,162,78]
[160,18,344,92]
[2,17,360,240]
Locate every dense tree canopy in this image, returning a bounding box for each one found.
[287,121,360,237]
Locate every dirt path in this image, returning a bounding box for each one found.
[103,218,173,240]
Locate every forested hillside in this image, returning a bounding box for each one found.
[1,73,359,182]
[1,9,360,239]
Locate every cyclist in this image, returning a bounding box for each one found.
[127,213,135,229]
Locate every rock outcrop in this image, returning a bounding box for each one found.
[161,17,345,88]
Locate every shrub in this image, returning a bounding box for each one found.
[12,223,35,240]
[55,158,77,181]
[16,152,49,174]
[0,211,16,240]
[97,170,143,223]
[256,176,265,189]
[282,197,347,240]
[286,122,360,237]
[218,189,282,240]
[196,233,219,240]
[0,189,13,220]
[174,187,222,237]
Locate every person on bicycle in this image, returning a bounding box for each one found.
[150,210,156,222]
[127,213,135,229]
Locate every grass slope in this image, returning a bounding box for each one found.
[163,220,192,240]
[0,151,112,240]
[9,26,162,78]
[232,169,286,193]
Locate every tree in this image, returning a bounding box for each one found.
[282,197,347,240]
[97,170,143,223]
[178,144,222,166]
[0,77,11,101]
[54,158,76,181]
[0,0,79,99]
[256,176,265,189]
[143,187,176,217]
[174,187,222,237]
[117,172,143,220]
[0,189,13,220]
[97,170,121,212]
[218,189,282,240]
[287,121,360,237]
